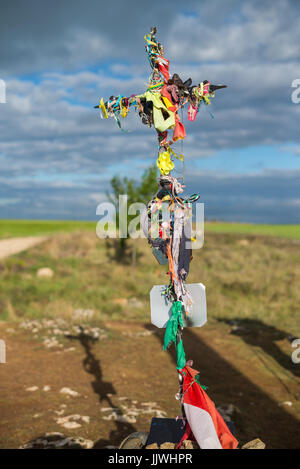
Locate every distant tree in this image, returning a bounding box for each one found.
[107,164,158,257]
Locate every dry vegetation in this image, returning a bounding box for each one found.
[0,231,299,449]
[1,231,299,336]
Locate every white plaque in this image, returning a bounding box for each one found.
[150,283,207,328]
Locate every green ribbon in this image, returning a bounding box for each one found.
[163,301,186,370]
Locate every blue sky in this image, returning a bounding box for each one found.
[0,0,300,223]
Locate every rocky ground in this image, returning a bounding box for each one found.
[1,232,300,449]
[1,317,299,449]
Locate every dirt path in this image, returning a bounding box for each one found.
[0,320,299,449]
[0,237,47,260]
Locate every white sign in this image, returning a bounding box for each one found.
[150,283,207,328]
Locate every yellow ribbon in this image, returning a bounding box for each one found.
[200,83,211,105]
[169,147,184,162]
[194,83,211,105]
[120,100,128,118]
[157,148,174,175]
[99,97,108,119]
[156,147,184,175]
[144,34,157,48]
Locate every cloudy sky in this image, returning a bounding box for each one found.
[0,0,300,223]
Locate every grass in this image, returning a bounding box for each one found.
[1,230,299,449]
[1,219,300,240]
[0,220,95,239]
[205,222,300,240]
[0,230,299,337]
[0,220,300,239]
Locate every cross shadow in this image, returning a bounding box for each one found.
[144,324,300,449]
[66,327,136,448]
[217,318,300,379]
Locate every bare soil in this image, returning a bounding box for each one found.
[0,237,47,260]
[0,319,299,449]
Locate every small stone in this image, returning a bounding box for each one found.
[37,267,54,278]
[181,440,199,449]
[26,386,39,392]
[101,407,119,412]
[242,438,266,449]
[43,385,51,392]
[237,239,250,246]
[57,436,93,449]
[55,414,90,429]
[81,416,90,424]
[20,433,93,449]
[60,387,80,397]
[43,337,59,348]
[72,309,94,320]
[61,421,81,429]
[146,443,159,449]
[115,414,136,424]
[160,442,176,449]
[119,432,149,449]
[44,432,64,440]
[217,403,239,422]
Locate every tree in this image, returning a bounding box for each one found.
[107,164,158,257]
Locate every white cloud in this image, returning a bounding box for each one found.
[0,0,300,221]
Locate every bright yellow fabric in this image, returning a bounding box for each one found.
[137,91,175,132]
[99,98,108,119]
[161,96,174,109]
[120,101,128,118]
[157,148,174,175]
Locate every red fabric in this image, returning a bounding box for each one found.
[158,130,168,146]
[157,56,170,82]
[180,366,239,449]
[161,85,177,112]
[187,103,198,121]
[203,81,211,96]
[173,113,186,141]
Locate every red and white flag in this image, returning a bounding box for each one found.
[178,366,239,449]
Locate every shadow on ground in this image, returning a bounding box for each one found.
[217,318,300,379]
[145,324,300,449]
[67,327,136,448]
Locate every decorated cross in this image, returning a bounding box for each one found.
[94,29,238,449]
[94,26,226,174]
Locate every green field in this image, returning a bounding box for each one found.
[0,219,299,334]
[205,222,300,240]
[1,230,299,337]
[1,219,300,240]
[0,220,95,239]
